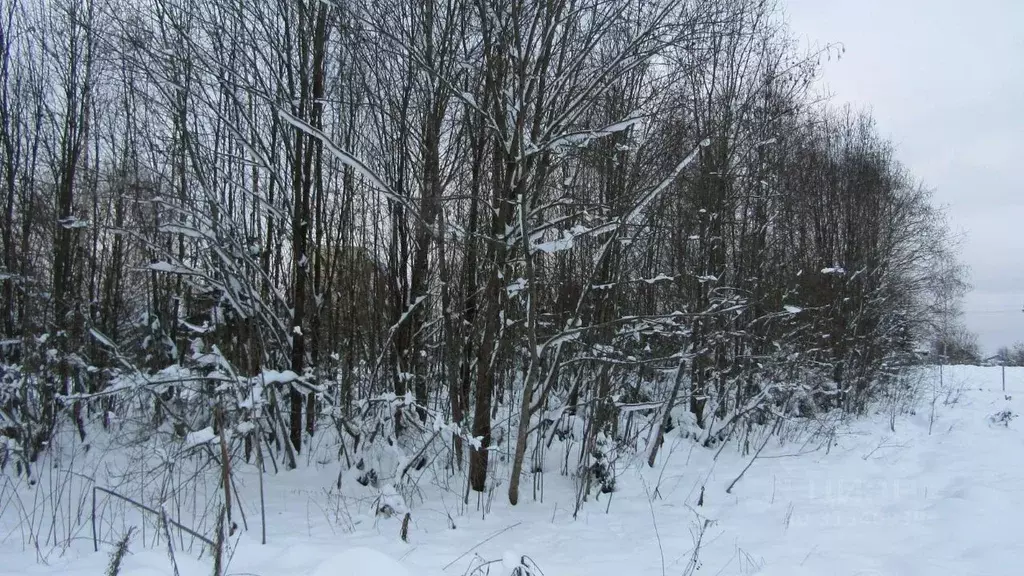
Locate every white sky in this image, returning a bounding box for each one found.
[785,0,1024,354]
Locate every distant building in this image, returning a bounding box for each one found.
[983,355,1003,367]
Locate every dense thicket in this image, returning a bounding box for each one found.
[1,0,965,508]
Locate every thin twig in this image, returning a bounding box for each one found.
[726,417,780,494]
[442,522,521,571]
[642,480,666,576]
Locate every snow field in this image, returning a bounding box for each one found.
[1,365,1020,575]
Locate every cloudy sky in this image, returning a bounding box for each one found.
[785,0,1024,354]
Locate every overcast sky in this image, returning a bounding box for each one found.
[784,0,1024,355]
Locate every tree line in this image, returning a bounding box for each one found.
[1,0,967,510]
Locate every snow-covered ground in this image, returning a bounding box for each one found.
[2,365,1021,576]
